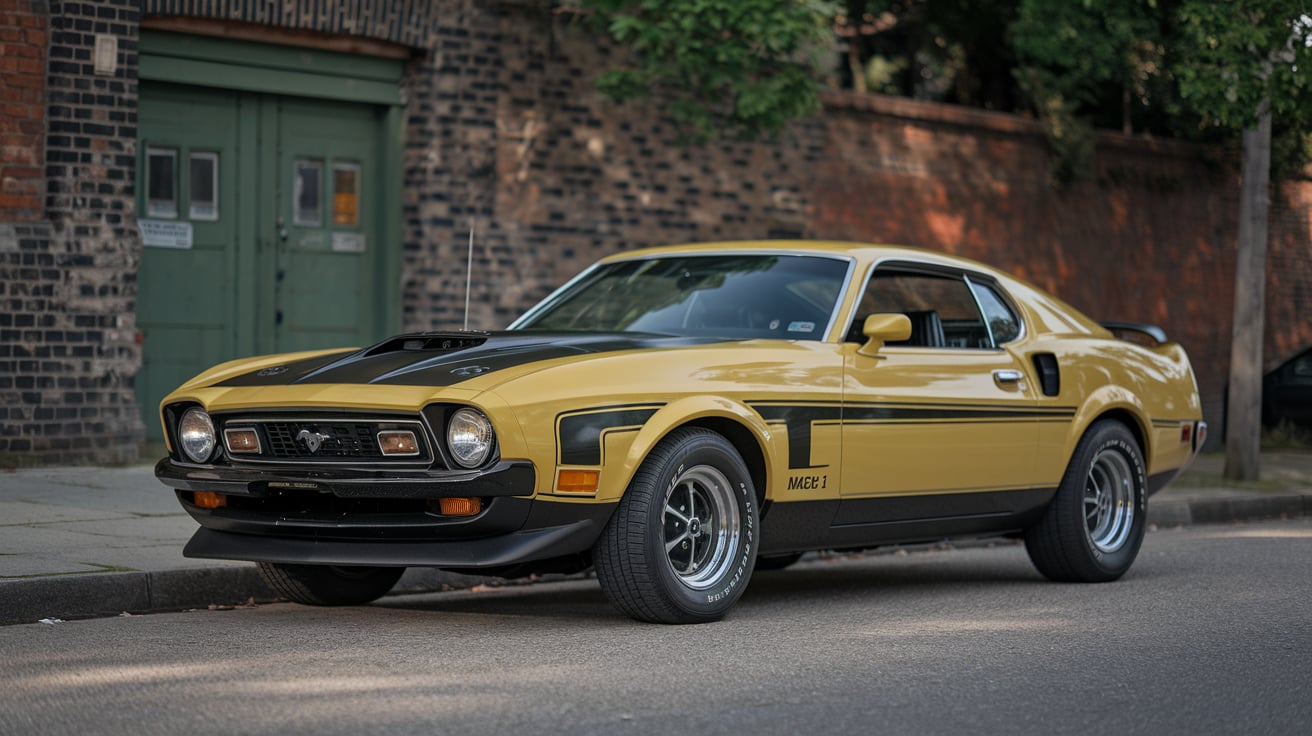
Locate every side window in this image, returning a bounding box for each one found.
[851,269,994,349]
[969,279,1022,345]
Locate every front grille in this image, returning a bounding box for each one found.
[264,421,383,459]
[219,415,436,466]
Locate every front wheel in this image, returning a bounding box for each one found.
[1025,420,1146,582]
[593,427,760,624]
[257,563,405,606]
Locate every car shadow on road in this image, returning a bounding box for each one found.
[371,543,1052,623]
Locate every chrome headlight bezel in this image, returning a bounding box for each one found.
[446,407,495,469]
[178,408,218,464]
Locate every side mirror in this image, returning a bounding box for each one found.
[857,313,912,357]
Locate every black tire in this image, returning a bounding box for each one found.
[1025,420,1147,582]
[755,552,804,571]
[257,563,405,606]
[593,427,760,624]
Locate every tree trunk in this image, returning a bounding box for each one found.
[1223,101,1272,481]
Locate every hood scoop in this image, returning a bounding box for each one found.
[363,331,490,356]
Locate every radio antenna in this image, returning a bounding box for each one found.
[463,225,474,331]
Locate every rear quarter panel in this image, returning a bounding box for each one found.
[1024,336,1201,482]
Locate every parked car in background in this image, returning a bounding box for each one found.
[1264,346,1312,430]
[155,241,1206,623]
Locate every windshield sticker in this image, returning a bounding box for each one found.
[787,321,816,333]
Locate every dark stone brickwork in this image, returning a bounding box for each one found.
[402,2,827,332]
[0,0,144,465]
[142,0,440,47]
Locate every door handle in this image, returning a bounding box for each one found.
[992,369,1024,385]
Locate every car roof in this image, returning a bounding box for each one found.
[597,240,1003,275]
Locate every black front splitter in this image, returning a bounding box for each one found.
[183,500,616,569]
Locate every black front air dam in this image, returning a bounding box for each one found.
[182,502,616,569]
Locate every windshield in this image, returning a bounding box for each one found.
[513,254,850,340]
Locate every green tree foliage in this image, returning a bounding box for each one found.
[1011,0,1165,183]
[578,0,839,140]
[1175,2,1312,129]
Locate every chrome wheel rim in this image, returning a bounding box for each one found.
[1084,448,1135,553]
[663,465,741,589]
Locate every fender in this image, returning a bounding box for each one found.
[598,396,777,503]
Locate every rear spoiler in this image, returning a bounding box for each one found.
[1100,321,1169,345]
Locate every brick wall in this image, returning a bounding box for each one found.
[0,0,45,220]
[403,7,1312,440]
[4,0,1311,464]
[1268,180,1312,367]
[403,4,827,331]
[0,0,143,465]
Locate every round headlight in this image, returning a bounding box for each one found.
[178,408,217,463]
[447,408,494,468]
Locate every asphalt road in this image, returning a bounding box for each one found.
[2,519,1310,736]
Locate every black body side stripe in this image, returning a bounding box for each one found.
[747,400,1077,470]
[557,404,664,465]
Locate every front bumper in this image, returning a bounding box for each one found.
[157,457,617,569]
[155,457,535,498]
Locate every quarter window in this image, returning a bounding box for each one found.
[969,280,1022,345]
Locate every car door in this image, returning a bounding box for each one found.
[838,264,1045,526]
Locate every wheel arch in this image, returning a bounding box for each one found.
[1068,386,1152,462]
[606,397,773,507]
[684,416,769,508]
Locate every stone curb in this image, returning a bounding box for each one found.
[2,495,1307,626]
[0,567,485,627]
[1146,494,1312,528]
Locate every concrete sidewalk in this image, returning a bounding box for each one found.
[3,452,1311,626]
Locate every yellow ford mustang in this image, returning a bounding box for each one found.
[156,241,1205,623]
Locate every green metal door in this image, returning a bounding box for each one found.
[273,97,381,352]
[136,32,404,440]
[136,83,244,437]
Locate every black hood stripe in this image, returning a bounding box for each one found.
[214,332,734,388]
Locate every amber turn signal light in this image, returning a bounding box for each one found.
[438,497,482,516]
[556,469,600,494]
[193,491,227,509]
[224,428,261,454]
[377,430,420,456]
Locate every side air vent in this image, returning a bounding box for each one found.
[1032,353,1060,397]
[364,331,490,356]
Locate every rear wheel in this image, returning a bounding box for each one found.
[594,427,759,624]
[1025,420,1146,582]
[257,563,405,606]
